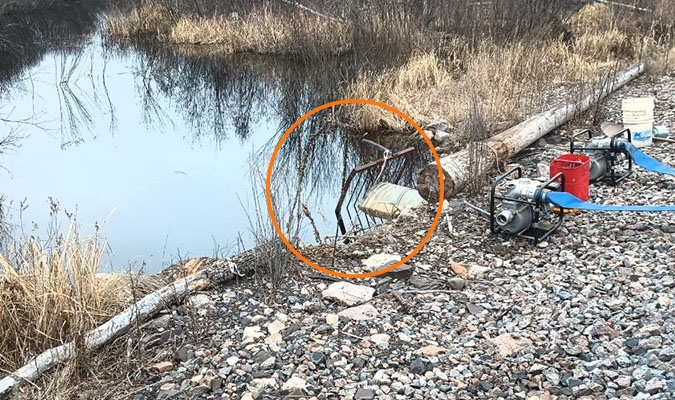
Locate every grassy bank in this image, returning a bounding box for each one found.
[341,2,675,132]
[105,0,426,58]
[105,1,675,134]
[107,2,351,56]
[0,220,159,376]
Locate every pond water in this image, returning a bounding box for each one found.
[0,25,429,272]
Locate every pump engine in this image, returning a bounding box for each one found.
[570,129,633,184]
[490,166,566,242]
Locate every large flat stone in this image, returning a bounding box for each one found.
[361,253,401,272]
[490,333,526,357]
[322,282,375,306]
[337,304,380,321]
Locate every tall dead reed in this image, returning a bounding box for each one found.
[240,155,293,292]
[341,2,673,133]
[104,1,675,135]
[0,219,156,375]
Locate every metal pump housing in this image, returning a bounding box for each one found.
[490,166,565,243]
[570,129,633,184]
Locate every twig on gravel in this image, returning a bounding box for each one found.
[492,305,515,322]
[464,201,491,218]
[470,279,499,286]
[301,271,342,282]
[400,289,459,294]
[391,291,412,312]
[340,331,365,341]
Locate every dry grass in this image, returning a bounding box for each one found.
[105,1,675,135]
[104,2,169,39]
[107,3,351,56]
[0,222,159,375]
[107,2,673,133]
[341,3,674,133]
[566,3,634,60]
[341,40,606,132]
[340,53,454,131]
[171,9,350,55]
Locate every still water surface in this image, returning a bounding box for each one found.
[0,32,428,272]
[1,37,278,271]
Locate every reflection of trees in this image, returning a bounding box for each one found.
[0,0,110,86]
[108,42,433,240]
[0,0,120,148]
[55,49,93,145]
[111,42,347,144]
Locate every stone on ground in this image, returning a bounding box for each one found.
[490,333,525,357]
[419,345,446,356]
[337,304,380,321]
[152,361,173,373]
[361,253,401,272]
[322,282,375,306]
[450,261,467,275]
[281,376,308,391]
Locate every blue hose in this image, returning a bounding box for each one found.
[622,142,675,176]
[545,191,675,212]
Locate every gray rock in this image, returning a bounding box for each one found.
[260,356,275,370]
[557,291,572,300]
[543,368,560,385]
[410,358,427,375]
[186,293,212,308]
[448,277,465,290]
[616,375,632,387]
[644,377,665,394]
[658,347,675,361]
[354,388,375,400]
[632,365,650,381]
[175,345,194,362]
[433,368,448,381]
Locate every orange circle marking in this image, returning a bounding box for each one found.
[265,99,444,278]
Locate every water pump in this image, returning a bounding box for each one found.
[570,128,675,182]
[569,129,632,184]
[490,166,566,243]
[489,165,675,243]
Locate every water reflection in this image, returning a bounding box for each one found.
[108,40,433,237]
[109,41,351,143]
[0,0,111,86]
[1,28,431,272]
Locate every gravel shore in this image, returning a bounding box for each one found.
[39,73,675,400]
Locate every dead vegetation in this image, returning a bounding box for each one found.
[105,1,675,136]
[106,2,351,56]
[0,0,71,15]
[0,218,159,376]
[342,2,675,133]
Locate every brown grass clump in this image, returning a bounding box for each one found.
[0,223,159,375]
[342,36,613,133]
[567,3,616,34]
[340,3,663,133]
[566,3,633,60]
[105,2,172,39]
[342,53,453,132]
[107,3,351,56]
[170,7,350,56]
